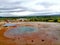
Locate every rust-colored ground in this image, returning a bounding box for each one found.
[0,22,60,45]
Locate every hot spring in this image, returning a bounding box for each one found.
[4,26,38,38]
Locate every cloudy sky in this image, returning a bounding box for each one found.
[0,0,60,16]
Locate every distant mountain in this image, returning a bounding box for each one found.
[29,12,60,16]
[0,13,60,17]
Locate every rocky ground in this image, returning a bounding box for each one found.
[0,22,60,45]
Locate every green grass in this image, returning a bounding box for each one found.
[0,16,60,23]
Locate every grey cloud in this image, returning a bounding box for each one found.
[0,10,26,13]
[36,2,55,8]
[0,0,60,17]
[0,0,25,11]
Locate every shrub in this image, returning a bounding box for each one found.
[57,20,60,23]
[48,20,54,22]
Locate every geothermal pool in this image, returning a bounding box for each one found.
[4,26,38,38]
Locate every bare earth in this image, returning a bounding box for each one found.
[0,22,60,45]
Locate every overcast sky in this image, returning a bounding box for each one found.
[0,0,60,16]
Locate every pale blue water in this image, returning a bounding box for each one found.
[3,23,16,26]
[4,26,38,35]
[15,26,37,33]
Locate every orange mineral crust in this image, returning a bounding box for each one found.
[0,22,60,45]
